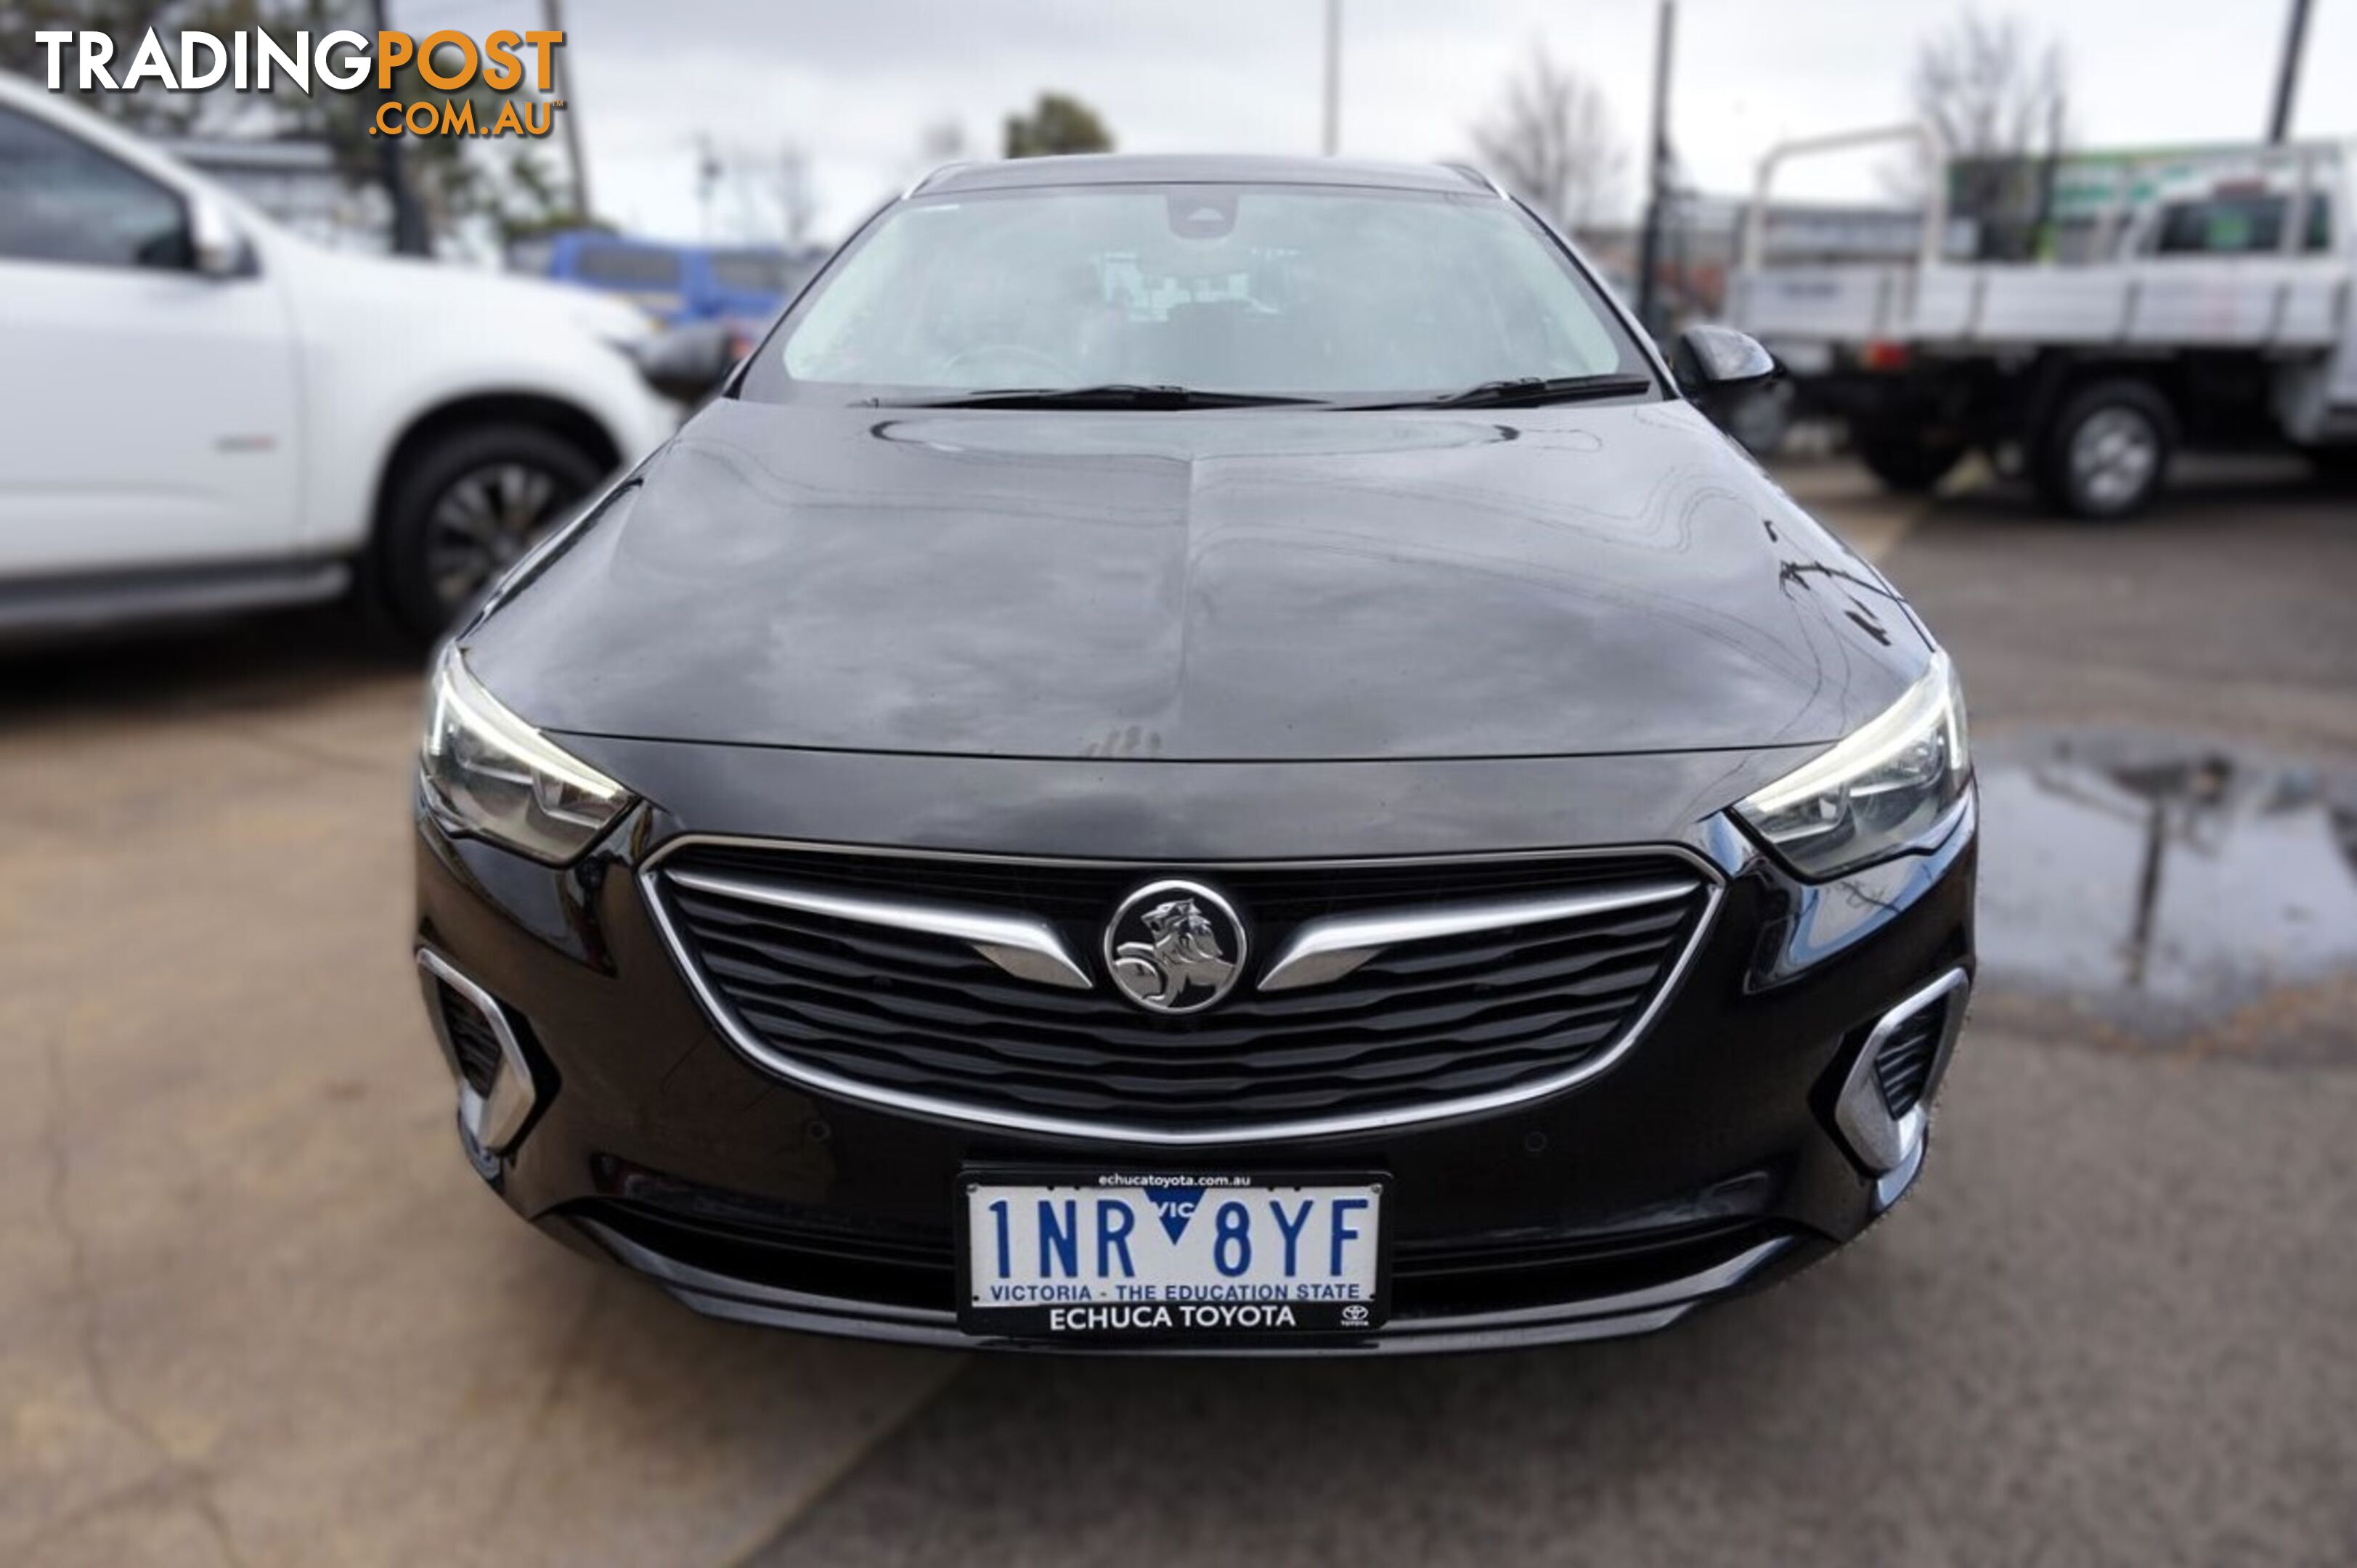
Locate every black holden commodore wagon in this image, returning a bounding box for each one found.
[413,155,1975,1354]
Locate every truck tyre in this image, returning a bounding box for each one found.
[2035,380,2175,520]
[1853,430,1966,494]
[374,423,605,642]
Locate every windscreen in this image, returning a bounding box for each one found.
[748,183,1650,401]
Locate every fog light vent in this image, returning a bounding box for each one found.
[416,950,540,1157]
[435,982,506,1096]
[1833,968,1970,1176]
[1872,1005,1947,1119]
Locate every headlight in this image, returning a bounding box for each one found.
[1735,652,1970,880]
[420,647,633,865]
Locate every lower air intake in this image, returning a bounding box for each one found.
[415,950,541,1157]
[1832,968,1971,1175]
[1872,1003,1949,1118]
[433,979,507,1096]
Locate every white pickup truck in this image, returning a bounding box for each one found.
[1727,126,2357,517]
[0,73,684,639]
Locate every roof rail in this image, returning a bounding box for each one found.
[1438,162,1507,198]
[901,162,969,200]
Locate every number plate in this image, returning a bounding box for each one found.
[958,1170,1389,1342]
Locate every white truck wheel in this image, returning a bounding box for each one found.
[2037,380,2176,520]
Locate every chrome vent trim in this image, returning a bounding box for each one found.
[1832,968,1971,1175]
[1259,878,1698,992]
[663,866,1092,991]
[416,949,539,1155]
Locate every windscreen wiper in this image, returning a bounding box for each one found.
[871,383,1325,410]
[1367,373,1658,410]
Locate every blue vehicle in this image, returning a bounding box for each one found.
[511,232,819,330]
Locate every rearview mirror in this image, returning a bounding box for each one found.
[1672,324,1778,390]
[187,195,256,279]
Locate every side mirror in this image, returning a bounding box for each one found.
[187,195,256,279]
[633,321,740,404]
[1672,324,1778,390]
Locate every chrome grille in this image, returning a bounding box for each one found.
[646,842,1716,1140]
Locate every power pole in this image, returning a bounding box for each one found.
[1321,0,1341,155]
[696,134,722,242]
[2268,0,2312,143]
[543,0,593,219]
[368,0,430,255]
[1633,0,1676,340]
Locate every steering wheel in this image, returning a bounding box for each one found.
[938,343,1075,385]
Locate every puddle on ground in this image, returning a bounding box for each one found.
[1974,731,2357,1061]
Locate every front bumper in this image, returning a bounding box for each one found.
[414,777,1975,1355]
[574,1203,1829,1355]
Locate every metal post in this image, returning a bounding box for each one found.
[696,135,721,242]
[1634,0,1675,339]
[2268,0,2312,144]
[1321,0,1341,156]
[368,0,430,255]
[2031,93,2064,261]
[544,0,593,219]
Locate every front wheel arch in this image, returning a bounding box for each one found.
[370,393,622,541]
[366,396,620,640]
[365,394,622,640]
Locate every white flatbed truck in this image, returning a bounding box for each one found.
[1727,125,2357,516]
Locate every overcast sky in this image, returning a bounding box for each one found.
[414,0,2357,243]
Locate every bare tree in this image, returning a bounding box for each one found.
[1911,9,2069,161]
[1470,48,1626,230]
[1907,9,2072,256]
[715,144,819,247]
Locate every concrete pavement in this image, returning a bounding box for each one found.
[0,631,956,1567]
[749,1026,2357,1567]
